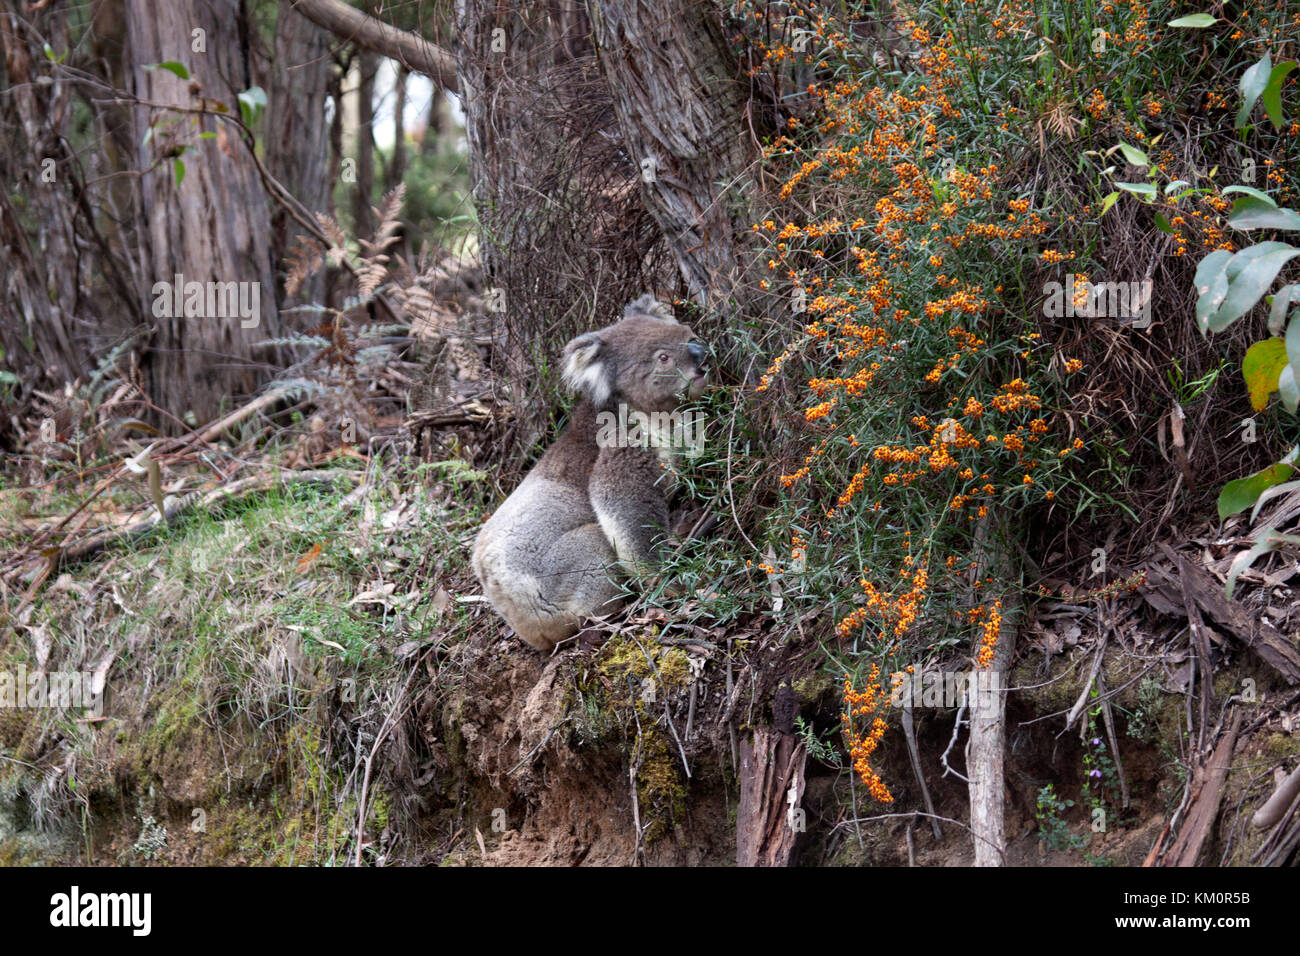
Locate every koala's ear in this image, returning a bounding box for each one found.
[562,331,611,406]
[624,294,674,321]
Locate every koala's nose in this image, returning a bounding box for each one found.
[686,341,708,367]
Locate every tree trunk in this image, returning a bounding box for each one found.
[586,0,755,312]
[387,65,408,191]
[265,0,332,311]
[351,51,378,238]
[126,0,280,427]
[0,2,134,388]
[420,87,447,153]
[454,0,672,459]
[736,726,807,867]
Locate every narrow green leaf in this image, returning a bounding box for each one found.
[1263,61,1299,131]
[1218,462,1296,521]
[1117,142,1150,167]
[1226,533,1277,599]
[1250,479,1300,523]
[146,61,190,80]
[1269,283,1299,334]
[1116,181,1157,200]
[1279,363,1300,414]
[1168,14,1218,28]
[1222,185,1277,206]
[173,158,185,186]
[1286,312,1300,380]
[1237,54,1273,129]
[1100,191,1121,216]
[1154,212,1174,234]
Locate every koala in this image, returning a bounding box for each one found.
[472,295,708,651]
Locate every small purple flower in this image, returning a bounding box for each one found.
[1089,769,1103,778]
[1091,737,1102,747]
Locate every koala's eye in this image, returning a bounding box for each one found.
[656,351,672,363]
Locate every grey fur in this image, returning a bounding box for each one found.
[471,296,707,650]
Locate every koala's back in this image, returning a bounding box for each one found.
[471,403,671,650]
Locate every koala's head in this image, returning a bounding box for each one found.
[562,295,708,413]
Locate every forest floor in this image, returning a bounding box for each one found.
[3,342,1300,867]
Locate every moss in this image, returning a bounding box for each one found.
[634,727,687,845]
[792,671,835,706]
[1263,732,1300,758]
[596,634,690,691]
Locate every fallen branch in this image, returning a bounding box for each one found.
[1163,708,1242,867]
[1146,545,1300,683]
[1252,763,1300,831]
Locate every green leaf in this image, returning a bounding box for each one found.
[1243,338,1288,410]
[1218,462,1297,521]
[1237,53,1273,129]
[1100,191,1121,216]
[146,61,190,80]
[1168,14,1218,28]
[1269,283,1299,334]
[1263,61,1299,131]
[1251,477,1300,523]
[1116,181,1157,200]
[1117,142,1149,167]
[1154,212,1173,234]
[237,86,267,126]
[1164,180,1193,195]
[1279,363,1300,414]
[1222,185,1277,206]
[1194,249,1233,331]
[1287,312,1300,382]
[173,158,185,186]
[1226,525,1300,598]
[1206,242,1300,331]
[1229,198,1300,231]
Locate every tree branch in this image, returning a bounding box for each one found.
[291,0,457,90]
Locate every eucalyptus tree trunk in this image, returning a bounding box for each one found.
[126,0,279,427]
[586,0,756,312]
[454,0,672,460]
[351,51,378,238]
[0,1,137,388]
[266,0,333,311]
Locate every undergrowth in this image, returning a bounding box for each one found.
[678,0,1300,802]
